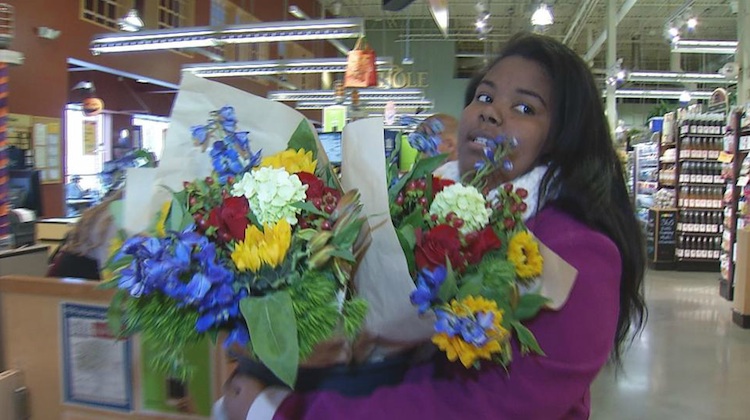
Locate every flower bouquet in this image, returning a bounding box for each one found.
[385,135,551,368]
[103,76,369,388]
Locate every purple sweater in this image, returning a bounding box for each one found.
[275,206,621,419]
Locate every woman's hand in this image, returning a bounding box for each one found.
[223,373,267,420]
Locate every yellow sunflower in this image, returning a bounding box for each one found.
[101,235,125,283]
[231,219,292,272]
[261,148,317,174]
[432,296,509,368]
[155,200,172,237]
[507,230,543,279]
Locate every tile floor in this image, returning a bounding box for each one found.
[590,270,750,420]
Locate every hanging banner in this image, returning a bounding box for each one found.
[83,120,97,155]
[708,88,729,115]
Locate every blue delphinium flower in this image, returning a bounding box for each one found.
[191,124,209,145]
[217,106,237,132]
[434,309,461,336]
[224,324,250,349]
[410,266,447,314]
[210,140,245,183]
[459,311,494,347]
[407,131,440,156]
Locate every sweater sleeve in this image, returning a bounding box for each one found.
[274,209,622,420]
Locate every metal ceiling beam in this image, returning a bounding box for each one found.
[583,0,640,63]
[563,0,599,45]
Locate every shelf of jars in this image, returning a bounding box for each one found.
[674,112,726,269]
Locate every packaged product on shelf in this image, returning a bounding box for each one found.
[653,187,676,208]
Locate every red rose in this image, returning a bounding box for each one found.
[297,171,325,199]
[431,176,455,198]
[464,226,502,264]
[415,224,465,271]
[208,196,250,241]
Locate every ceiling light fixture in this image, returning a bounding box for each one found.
[609,89,713,100]
[268,88,425,102]
[531,4,554,27]
[670,39,738,55]
[183,57,393,78]
[294,99,433,111]
[118,9,144,32]
[90,18,364,54]
[288,5,349,55]
[626,71,734,84]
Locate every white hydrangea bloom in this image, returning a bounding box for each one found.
[231,167,307,226]
[429,183,491,234]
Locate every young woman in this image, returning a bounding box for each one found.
[215,32,647,420]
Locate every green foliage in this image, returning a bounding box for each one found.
[513,294,549,321]
[388,154,446,203]
[288,120,318,158]
[438,259,458,302]
[115,292,203,381]
[511,321,545,356]
[343,298,368,339]
[289,272,339,360]
[241,291,300,387]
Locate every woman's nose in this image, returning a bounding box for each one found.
[479,108,501,125]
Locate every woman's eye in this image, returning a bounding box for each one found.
[476,93,492,103]
[513,104,534,115]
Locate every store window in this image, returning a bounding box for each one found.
[158,0,193,29]
[133,115,169,160]
[81,0,124,29]
[65,105,109,215]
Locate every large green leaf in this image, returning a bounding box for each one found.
[288,120,318,158]
[511,321,545,356]
[513,293,550,321]
[168,190,190,232]
[437,259,458,302]
[395,228,417,274]
[240,292,300,387]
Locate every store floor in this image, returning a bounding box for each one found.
[590,270,750,420]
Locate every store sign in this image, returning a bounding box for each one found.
[379,65,429,89]
[708,88,729,114]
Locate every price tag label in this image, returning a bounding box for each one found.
[718,152,733,163]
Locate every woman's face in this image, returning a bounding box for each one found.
[458,56,554,186]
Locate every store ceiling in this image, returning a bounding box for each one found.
[322,0,739,74]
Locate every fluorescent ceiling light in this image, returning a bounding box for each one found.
[183,57,393,78]
[295,100,434,110]
[268,88,425,102]
[671,39,737,55]
[627,71,735,84]
[610,89,713,100]
[531,4,554,26]
[287,5,350,55]
[90,18,364,54]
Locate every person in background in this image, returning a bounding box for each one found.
[47,189,123,280]
[65,175,87,200]
[213,32,647,420]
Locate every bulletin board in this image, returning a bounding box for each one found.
[8,113,63,184]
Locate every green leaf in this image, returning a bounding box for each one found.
[437,259,458,302]
[397,224,417,252]
[168,193,189,232]
[329,248,355,262]
[296,228,318,241]
[332,219,364,249]
[240,292,300,387]
[456,272,484,299]
[395,228,417,274]
[106,289,127,337]
[400,208,427,231]
[291,201,329,218]
[288,120,318,158]
[514,293,549,321]
[511,321,545,356]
